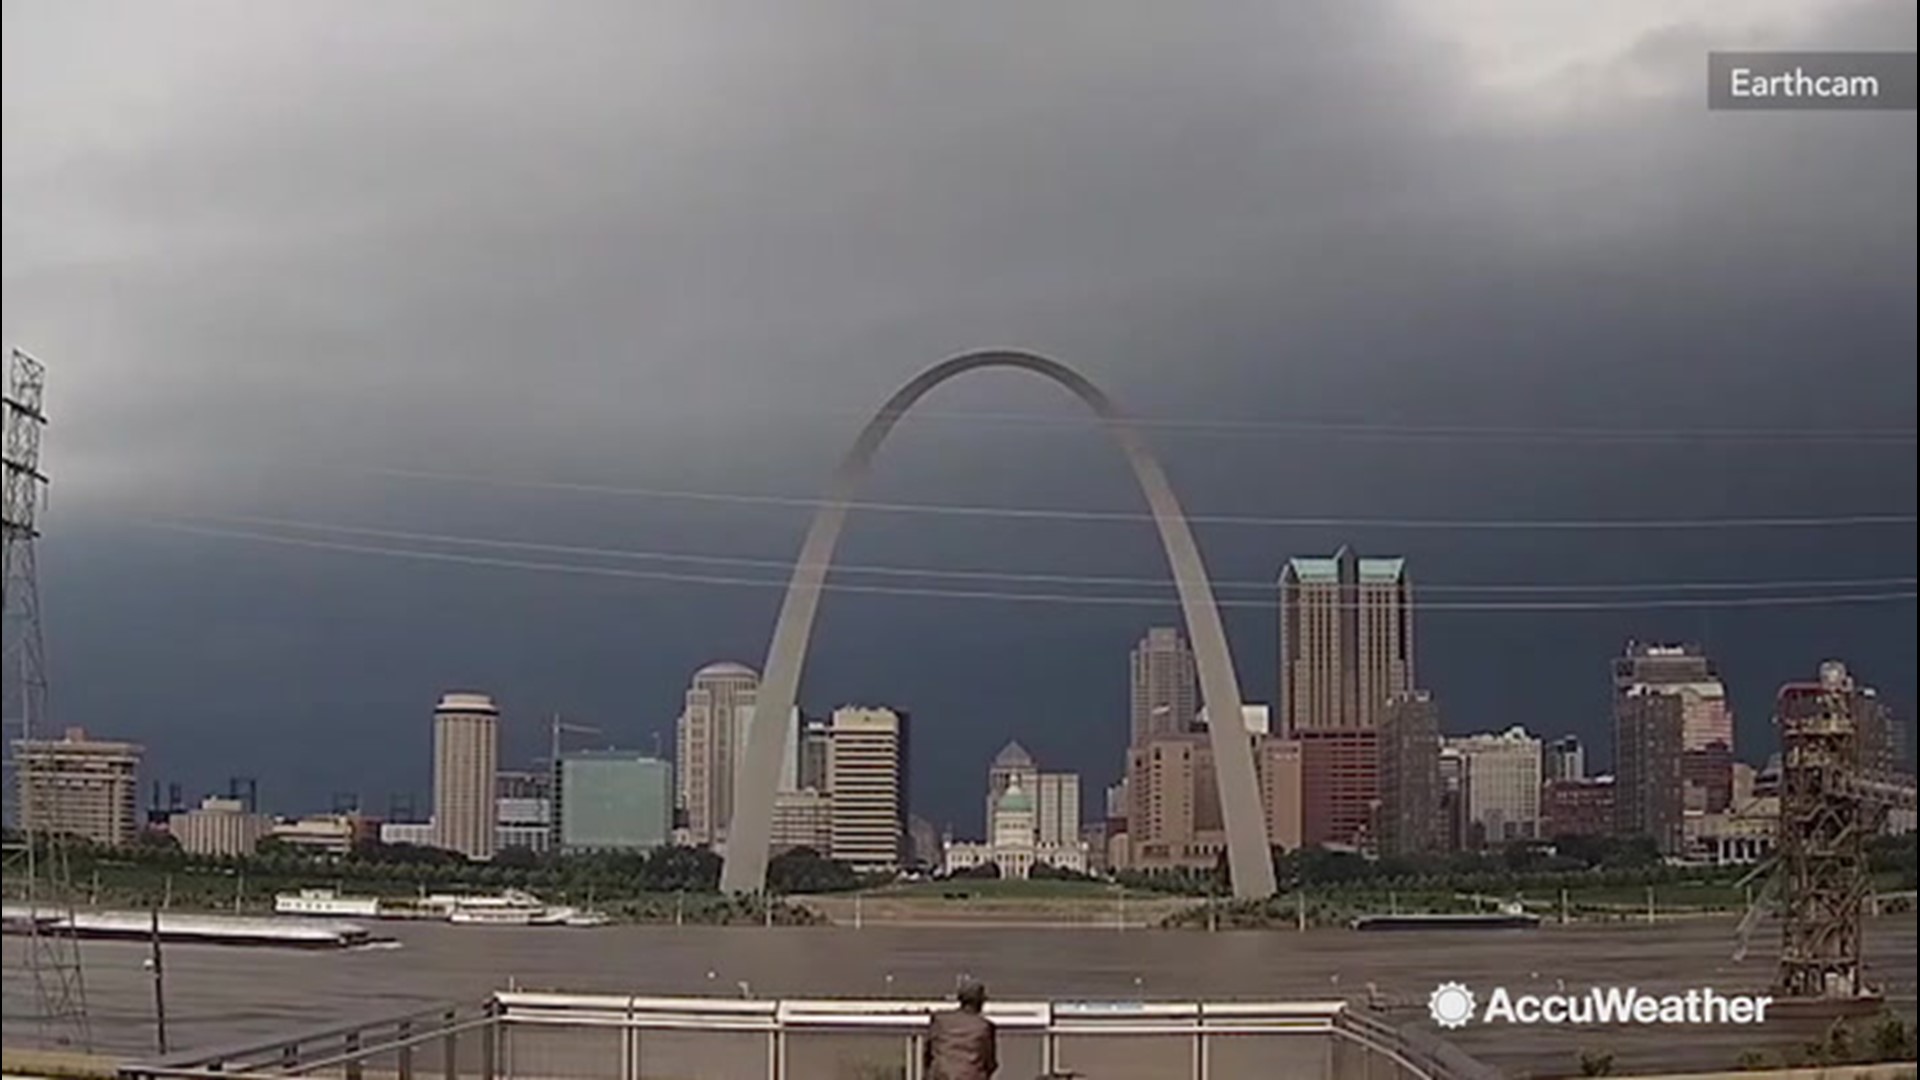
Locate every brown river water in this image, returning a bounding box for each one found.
[5,915,1915,1077]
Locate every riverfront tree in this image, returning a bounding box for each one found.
[767,847,861,894]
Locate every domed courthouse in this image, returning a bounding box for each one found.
[941,744,1089,878]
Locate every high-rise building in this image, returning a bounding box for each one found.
[1613,644,1722,851]
[1296,730,1380,849]
[1447,726,1543,846]
[1849,675,1903,782]
[1438,746,1465,851]
[1615,690,1686,853]
[826,706,906,871]
[1125,736,1213,870]
[557,751,672,852]
[985,741,1038,837]
[432,692,499,860]
[1034,772,1081,848]
[1131,628,1199,745]
[1278,548,1413,735]
[981,743,1082,859]
[1258,737,1304,852]
[1378,691,1441,856]
[798,714,832,792]
[1128,730,1298,868]
[14,727,143,847]
[1544,735,1586,782]
[675,661,771,847]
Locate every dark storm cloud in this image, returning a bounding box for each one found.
[3,1,1914,822]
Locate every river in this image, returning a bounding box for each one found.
[5,915,1915,1077]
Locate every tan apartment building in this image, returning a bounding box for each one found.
[1278,548,1414,735]
[432,691,499,860]
[675,661,800,848]
[15,727,142,847]
[826,706,906,871]
[1125,724,1301,870]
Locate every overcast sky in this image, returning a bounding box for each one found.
[4,1,1915,830]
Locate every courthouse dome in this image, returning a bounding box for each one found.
[996,780,1034,814]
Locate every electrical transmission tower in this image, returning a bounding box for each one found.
[2,346,92,1049]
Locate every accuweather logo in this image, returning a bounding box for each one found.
[1428,983,1774,1027]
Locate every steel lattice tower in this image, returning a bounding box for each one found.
[2,346,92,1048]
[1774,661,1869,999]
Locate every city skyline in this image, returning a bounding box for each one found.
[4,1,1913,837]
[61,629,1915,833]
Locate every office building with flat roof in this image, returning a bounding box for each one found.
[826,706,907,871]
[558,751,672,852]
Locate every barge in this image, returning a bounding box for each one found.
[3,904,388,949]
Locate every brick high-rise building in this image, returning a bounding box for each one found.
[1296,729,1380,850]
[1130,628,1199,744]
[1543,776,1616,838]
[1278,549,1413,735]
[432,692,499,860]
[1378,691,1441,856]
[1613,643,1724,852]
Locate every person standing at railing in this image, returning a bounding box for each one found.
[924,980,999,1079]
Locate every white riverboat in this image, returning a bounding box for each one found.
[274,888,383,918]
[435,890,610,927]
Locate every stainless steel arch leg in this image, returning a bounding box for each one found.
[721,350,1277,900]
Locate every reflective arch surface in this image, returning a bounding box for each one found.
[720,350,1277,899]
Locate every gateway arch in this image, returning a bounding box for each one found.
[720,350,1278,900]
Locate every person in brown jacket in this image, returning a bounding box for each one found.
[923,980,998,1080]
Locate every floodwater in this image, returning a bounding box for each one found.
[4,915,1915,1077]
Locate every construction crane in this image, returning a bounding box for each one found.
[544,713,600,846]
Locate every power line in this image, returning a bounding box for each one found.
[160,512,1920,596]
[135,519,1919,613]
[350,465,1918,532]
[620,403,1920,446]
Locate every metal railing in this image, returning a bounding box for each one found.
[121,991,1498,1080]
